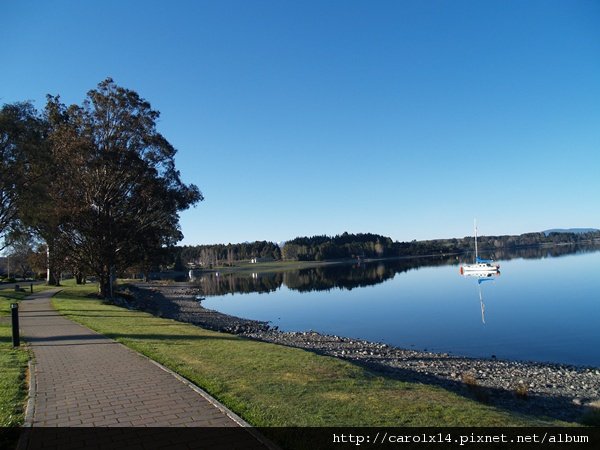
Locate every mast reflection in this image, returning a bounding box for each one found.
[460,270,500,324]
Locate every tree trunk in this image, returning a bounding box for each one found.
[75,270,85,284]
[98,271,111,298]
[46,244,61,286]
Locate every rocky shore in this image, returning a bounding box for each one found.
[121,283,600,422]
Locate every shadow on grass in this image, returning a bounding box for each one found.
[104,332,239,342]
[19,309,139,319]
[301,349,590,425]
[57,312,145,319]
[0,294,27,301]
[0,335,14,344]
[121,283,269,333]
[24,332,238,345]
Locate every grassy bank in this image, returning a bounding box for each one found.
[192,254,459,277]
[51,282,567,427]
[0,286,47,427]
[197,259,343,276]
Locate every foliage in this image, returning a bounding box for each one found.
[51,79,202,295]
[282,232,395,261]
[0,102,47,250]
[177,241,281,268]
[171,231,600,271]
[279,230,600,262]
[4,79,203,296]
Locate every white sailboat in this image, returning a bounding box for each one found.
[460,219,500,274]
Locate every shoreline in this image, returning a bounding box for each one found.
[121,282,600,422]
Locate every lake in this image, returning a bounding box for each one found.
[198,245,600,367]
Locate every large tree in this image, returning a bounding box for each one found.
[45,78,203,297]
[0,102,46,250]
[15,96,82,285]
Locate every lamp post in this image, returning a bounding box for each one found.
[11,303,19,347]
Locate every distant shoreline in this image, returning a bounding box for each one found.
[174,239,600,278]
[195,254,458,274]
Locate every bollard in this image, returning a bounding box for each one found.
[14,284,19,292]
[11,303,20,347]
[30,283,33,293]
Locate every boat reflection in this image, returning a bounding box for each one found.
[461,270,500,324]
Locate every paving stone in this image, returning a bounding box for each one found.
[19,289,247,429]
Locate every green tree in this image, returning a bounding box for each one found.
[43,78,203,297]
[0,102,46,249]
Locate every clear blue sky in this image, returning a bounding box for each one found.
[2,0,599,245]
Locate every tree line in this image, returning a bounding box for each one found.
[280,230,600,261]
[180,243,600,297]
[176,241,281,269]
[281,232,395,261]
[0,78,202,296]
[170,230,600,268]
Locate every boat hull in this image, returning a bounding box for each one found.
[460,263,499,274]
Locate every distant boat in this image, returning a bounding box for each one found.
[460,219,500,274]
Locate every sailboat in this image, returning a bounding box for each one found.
[460,219,500,274]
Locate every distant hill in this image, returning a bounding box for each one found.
[543,228,599,236]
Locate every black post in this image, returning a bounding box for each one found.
[11,303,19,347]
[30,283,33,293]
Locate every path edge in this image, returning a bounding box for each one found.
[22,288,62,428]
[23,358,36,428]
[142,356,279,449]
[19,287,279,449]
[18,288,63,450]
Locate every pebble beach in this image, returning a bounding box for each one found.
[121,283,600,423]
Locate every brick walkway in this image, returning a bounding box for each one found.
[18,289,266,445]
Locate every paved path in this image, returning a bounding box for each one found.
[18,289,263,441]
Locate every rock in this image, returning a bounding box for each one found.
[124,281,600,423]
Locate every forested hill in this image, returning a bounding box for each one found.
[176,241,281,268]
[175,230,600,266]
[281,230,600,261]
[543,228,599,236]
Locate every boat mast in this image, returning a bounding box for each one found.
[474,218,478,263]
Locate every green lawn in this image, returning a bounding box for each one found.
[0,286,45,428]
[50,282,568,428]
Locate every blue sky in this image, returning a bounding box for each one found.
[2,0,599,245]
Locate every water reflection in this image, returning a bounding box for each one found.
[461,271,500,324]
[484,242,600,261]
[196,245,600,366]
[190,256,456,297]
[189,243,599,297]
[190,270,283,296]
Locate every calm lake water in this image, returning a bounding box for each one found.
[199,245,600,367]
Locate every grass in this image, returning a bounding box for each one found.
[581,400,600,426]
[196,259,343,276]
[0,284,48,428]
[50,281,568,428]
